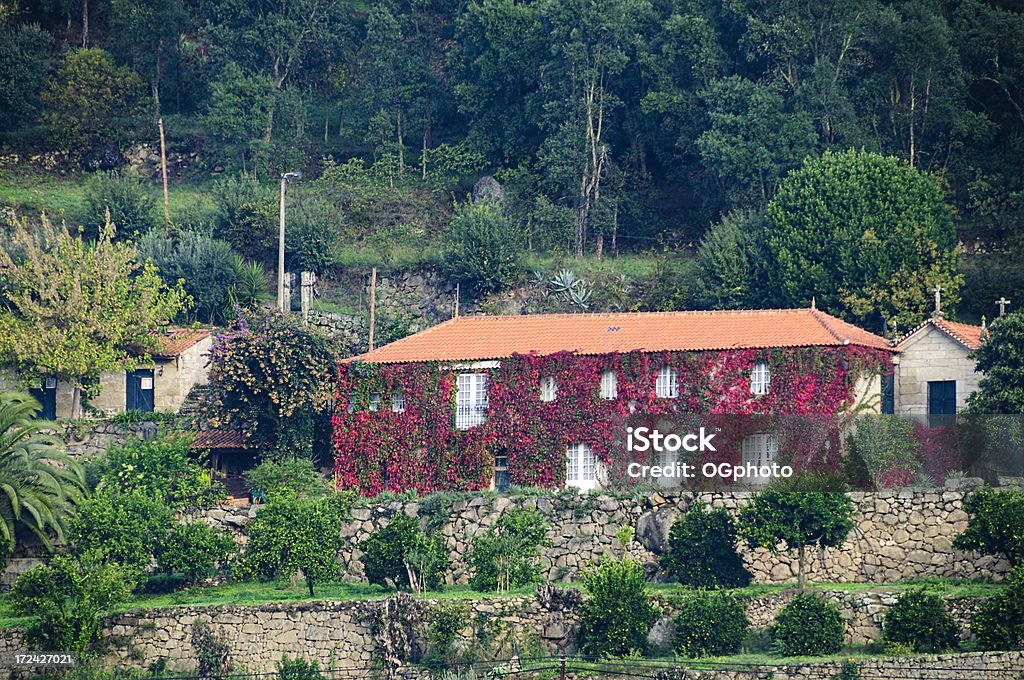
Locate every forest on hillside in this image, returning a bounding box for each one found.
[2,0,1024,330]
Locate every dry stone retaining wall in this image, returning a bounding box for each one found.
[0,591,999,673]
[196,488,1011,586]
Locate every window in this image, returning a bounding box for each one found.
[540,376,558,402]
[751,361,771,395]
[566,443,597,490]
[494,452,509,491]
[391,392,406,413]
[656,366,678,398]
[740,433,779,485]
[600,370,618,400]
[369,393,381,412]
[881,374,894,415]
[455,373,488,429]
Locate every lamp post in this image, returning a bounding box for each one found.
[278,171,302,311]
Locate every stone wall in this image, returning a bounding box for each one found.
[0,591,1000,673]
[196,488,1011,586]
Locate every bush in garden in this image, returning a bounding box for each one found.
[662,502,752,588]
[67,489,173,587]
[882,589,959,653]
[442,200,522,298]
[953,488,1024,565]
[157,522,237,585]
[83,170,157,240]
[467,508,548,592]
[10,555,131,654]
[192,621,231,680]
[361,513,448,592]
[277,656,325,680]
[772,593,845,656]
[244,458,331,502]
[575,558,657,657]
[137,230,237,324]
[102,434,225,510]
[673,592,749,657]
[971,564,1024,650]
[237,494,346,596]
[848,415,921,487]
[425,602,468,663]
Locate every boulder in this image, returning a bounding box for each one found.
[636,507,678,554]
[472,175,504,203]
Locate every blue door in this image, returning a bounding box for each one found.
[126,369,155,414]
[928,380,956,427]
[29,377,57,420]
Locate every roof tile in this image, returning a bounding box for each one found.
[348,308,893,364]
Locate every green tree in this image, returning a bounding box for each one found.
[361,513,447,593]
[662,501,752,588]
[971,563,1024,650]
[138,230,237,323]
[967,311,1024,414]
[10,555,130,654]
[467,509,548,592]
[67,489,173,586]
[0,392,86,565]
[575,558,657,657]
[772,592,845,656]
[442,201,522,298]
[694,210,767,309]
[201,310,337,458]
[237,494,345,596]
[0,217,189,416]
[882,589,959,653]
[205,63,276,170]
[83,170,158,241]
[738,489,855,588]
[0,20,52,129]
[953,488,1024,565]
[101,434,225,510]
[39,47,145,153]
[764,149,962,330]
[157,521,237,584]
[243,458,330,502]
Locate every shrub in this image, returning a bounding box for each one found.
[192,621,231,680]
[738,490,855,588]
[137,230,237,324]
[772,593,845,656]
[673,592,749,657]
[238,494,346,596]
[157,522,237,585]
[84,171,157,240]
[277,657,325,680]
[244,458,331,502]
[425,602,468,663]
[849,415,921,488]
[882,589,958,653]
[10,555,131,654]
[971,563,1024,650]
[954,488,1024,565]
[361,513,448,592]
[442,201,522,298]
[576,558,657,657]
[68,489,173,586]
[467,509,548,592]
[102,434,225,510]
[662,502,752,588]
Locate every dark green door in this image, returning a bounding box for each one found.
[928,380,956,427]
[29,377,57,420]
[126,369,154,414]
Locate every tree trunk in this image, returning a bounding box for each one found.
[396,111,405,176]
[797,545,806,589]
[71,385,81,419]
[82,0,89,47]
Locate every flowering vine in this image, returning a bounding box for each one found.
[332,346,892,495]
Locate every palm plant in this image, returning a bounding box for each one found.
[0,392,86,562]
[227,255,271,312]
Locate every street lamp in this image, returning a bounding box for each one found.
[278,171,302,311]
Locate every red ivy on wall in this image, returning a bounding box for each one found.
[331,347,892,495]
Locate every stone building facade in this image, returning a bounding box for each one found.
[894,317,984,421]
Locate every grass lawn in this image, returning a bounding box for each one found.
[648,576,1007,600]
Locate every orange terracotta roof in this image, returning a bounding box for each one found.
[898,317,985,351]
[347,308,894,365]
[191,429,249,449]
[152,328,211,358]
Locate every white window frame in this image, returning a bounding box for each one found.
[391,391,406,413]
[656,366,679,398]
[540,376,558,402]
[369,393,381,412]
[600,370,618,400]
[751,361,771,396]
[740,433,779,485]
[566,442,597,491]
[455,373,488,429]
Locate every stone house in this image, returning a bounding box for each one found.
[333,308,896,495]
[3,328,213,419]
[893,317,985,425]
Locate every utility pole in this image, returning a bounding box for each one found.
[278,171,301,312]
[369,267,377,351]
